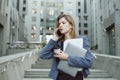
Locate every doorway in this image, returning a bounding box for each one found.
[0,24,4,56]
[106,24,116,55]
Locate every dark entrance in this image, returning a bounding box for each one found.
[106,24,116,55]
[0,23,4,56]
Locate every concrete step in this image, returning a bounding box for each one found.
[88,69,112,78]
[23,78,118,80]
[31,64,51,69]
[32,59,52,69]
[23,78,52,80]
[24,69,112,78]
[24,69,49,78]
[36,58,52,64]
[24,74,48,78]
[23,58,118,80]
[85,78,118,80]
[88,74,112,78]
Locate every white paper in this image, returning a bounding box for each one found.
[63,38,83,51]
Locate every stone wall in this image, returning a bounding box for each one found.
[92,53,120,80]
[0,50,39,80]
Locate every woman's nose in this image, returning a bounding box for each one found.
[59,24,62,28]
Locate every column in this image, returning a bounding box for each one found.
[115,0,120,56]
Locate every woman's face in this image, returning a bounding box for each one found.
[58,17,72,35]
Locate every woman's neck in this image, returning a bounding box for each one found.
[65,33,71,40]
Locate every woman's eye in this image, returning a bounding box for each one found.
[62,22,65,24]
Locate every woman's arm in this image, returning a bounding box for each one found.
[67,36,94,68]
[40,39,58,59]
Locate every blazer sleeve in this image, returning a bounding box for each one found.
[39,39,58,59]
[67,36,94,68]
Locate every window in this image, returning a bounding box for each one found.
[100,16,102,22]
[31,33,36,39]
[32,1,37,6]
[79,30,81,34]
[46,27,49,30]
[32,9,37,14]
[23,7,26,11]
[49,9,54,16]
[84,0,87,13]
[100,0,102,9]
[78,9,81,13]
[79,23,81,27]
[41,2,44,6]
[23,0,26,4]
[7,0,9,6]
[59,2,63,7]
[84,30,88,35]
[41,18,44,22]
[32,25,36,30]
[61,12,64,14]
[78,16,81,21]
[84,16,88,20]
[0,0,2,9]
[78,2,81,6]
[17,0,19,11]
[47,2,55,6]
[40,27,43,31]
[32,17,36,21]
[22,14,25,18]
[68,2,72,6]
[40,9,43,14]
[67,10,72,15]
[84,23,88,28]
[114,3,116,9]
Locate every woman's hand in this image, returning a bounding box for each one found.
[53,28,59,41]
[53,28,63,41]
[54,49,68,60]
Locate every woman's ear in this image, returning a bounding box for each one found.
[68,24,72,29]
[70,25,73,30]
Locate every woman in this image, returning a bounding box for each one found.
[40,14,94,80]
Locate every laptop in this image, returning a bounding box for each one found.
[57,42,87,77]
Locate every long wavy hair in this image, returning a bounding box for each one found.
[55,14,76,41]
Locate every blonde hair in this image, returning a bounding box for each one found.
[55,14,76,41]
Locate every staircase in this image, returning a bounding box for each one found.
[23,58,118,80]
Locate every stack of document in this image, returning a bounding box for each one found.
[57,38,87,77]
[63,38,83,51]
